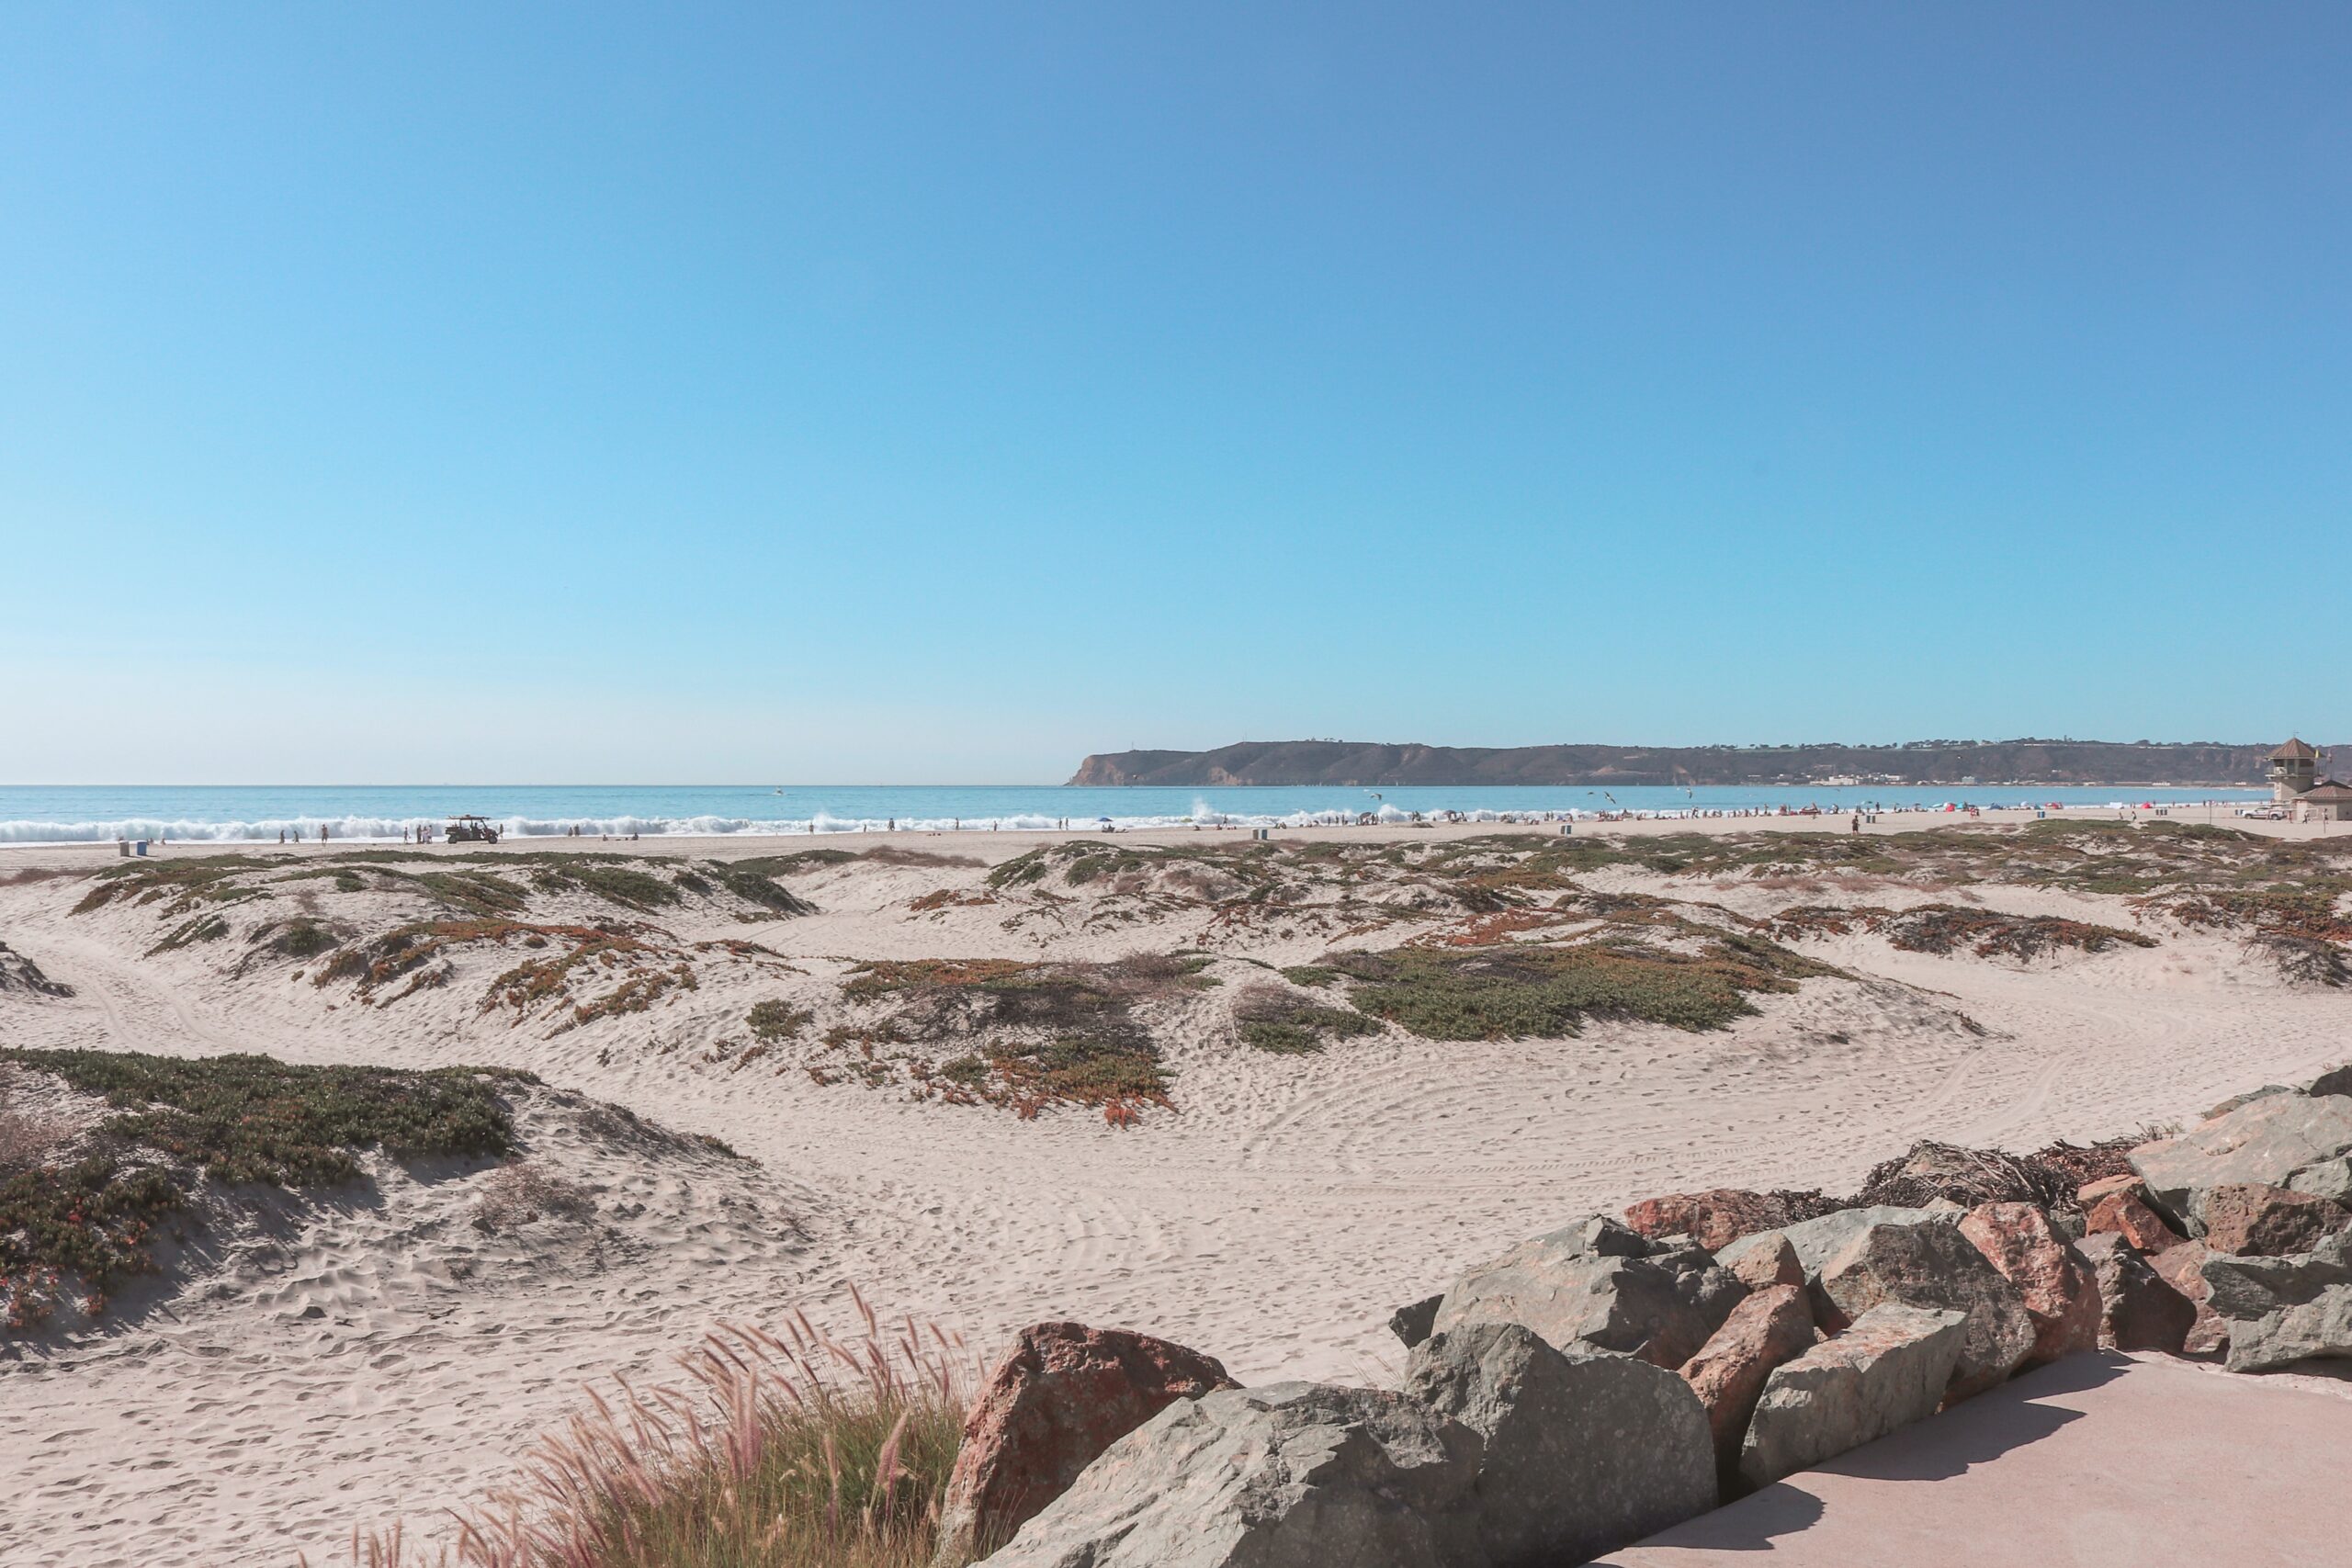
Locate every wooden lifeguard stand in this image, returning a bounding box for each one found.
[2267,738,2320,803]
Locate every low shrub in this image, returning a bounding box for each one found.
[1233,984,1378,1055]
[533,863,683,913]
[826,954,1216,1117]
[1770,903,2156,961]
[147,914,230,954]
[0,1049,526,1329]
[747,1000,813,1042]
[1317,935,1819,1041]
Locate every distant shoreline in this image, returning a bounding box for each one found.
[0,782,2276,847]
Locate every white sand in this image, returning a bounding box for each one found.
[1,812,2345,1565]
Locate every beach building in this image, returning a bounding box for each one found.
[2291,781,2352,823]
[2268,738,2320,801]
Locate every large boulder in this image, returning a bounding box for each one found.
[2072,1233,2195,1354]
[2201,1232,2352,1373]
[1736,1303,1969,1490]
[1406,1322,1715,1567]
[2128,1093,2352,1234]
[1677,1284,1815,1489]
[977,1383,1482,1568]
[934,1323,1237,1565]
[2195,1183,2351,1258]
[1623,1189,1789,1249]
[1431,1220,1738,1370]
[2306,1064,2352,1098]
[1713,1206,1942,1285]
[2147,1239,2232,1354]
[2084,1189,2186,1254]
[1815,1220,2035,1400]
[1957,1202,2100,1367]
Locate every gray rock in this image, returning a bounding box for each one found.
[1391,1293,1444,1348]
[1714,1206,1942,1284]
[1736,1304,1968,1489]
[2288,1157,2352,1206]
[2306,1064,2352,1099]
[2072,1232,2195,1353]
[978,1382,1482,1568]
[1645,1241,1752,1361]
[1431,1225,1717,1369]
[1720,1234,1804,1292]
[1407,1322,1715,1567]
[1815,1220,2035,1400]
[2207,1084,2293,1120]
[2129,1093,2352,1235]
[2200,1232,2352,1373]
[1550,1213,1654,1258]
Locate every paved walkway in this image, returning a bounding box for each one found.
[1599,1352,2352,1567]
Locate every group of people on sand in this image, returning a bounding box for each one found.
[275,826,331,844]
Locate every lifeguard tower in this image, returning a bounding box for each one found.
[2268,738,2320,803]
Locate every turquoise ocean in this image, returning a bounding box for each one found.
[0,783,2271,845]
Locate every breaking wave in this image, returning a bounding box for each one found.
[0,802,1592,846]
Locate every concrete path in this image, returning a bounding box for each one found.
[1598,1352,2352,1567]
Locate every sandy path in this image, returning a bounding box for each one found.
[0,817,2345,1565]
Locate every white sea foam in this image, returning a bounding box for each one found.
[0,803,1615,845]
[0,789,2251,848]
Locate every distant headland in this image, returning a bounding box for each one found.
[1067,739,2338,789]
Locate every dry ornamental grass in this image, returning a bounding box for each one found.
[331,1292,978,1568]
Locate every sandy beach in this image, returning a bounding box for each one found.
[3,810,2347,1565]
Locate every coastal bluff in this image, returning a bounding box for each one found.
[1067,739,2320,790]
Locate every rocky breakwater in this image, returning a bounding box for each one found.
[954,1067,2352,1567]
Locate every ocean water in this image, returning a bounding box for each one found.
[0,783,2271,845]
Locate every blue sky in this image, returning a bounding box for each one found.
[3,5,2346,783]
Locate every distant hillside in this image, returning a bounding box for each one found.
[1068,739,2338,789]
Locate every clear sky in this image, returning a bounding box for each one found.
[3,5,2346,784]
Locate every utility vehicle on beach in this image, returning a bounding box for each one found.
[445,815,501,844]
